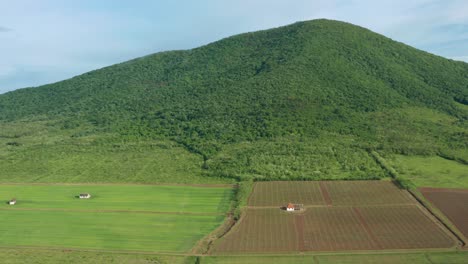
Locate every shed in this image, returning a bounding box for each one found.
[285,203,304,212]
[79,193,91,199]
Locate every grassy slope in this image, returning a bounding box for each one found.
[0,185,233,213]
[0,121,231,184]
[0,19,466,184]
[388,155,468,188]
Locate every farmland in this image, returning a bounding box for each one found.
[248,181,325,206]
[0,184,233,252]
[201,251,468,264]
[387,155,468,188]
[0,184,233,213]
[420,188,468,240]
[211,181,457,253]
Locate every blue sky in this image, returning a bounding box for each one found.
[1,0,467,94]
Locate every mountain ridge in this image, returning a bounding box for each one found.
[0,19,466,183]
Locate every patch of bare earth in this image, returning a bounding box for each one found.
[211,181,458,254]
[420,188,468,241]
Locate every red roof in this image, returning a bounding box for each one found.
[287,203,294,209]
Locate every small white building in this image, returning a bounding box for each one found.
[79,193,91,199]
[9,199,16,205]
[286,203,294,212]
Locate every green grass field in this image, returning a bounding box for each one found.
[0,210,223,252]
[388,155,468,188]
[0,184,233,213]
[0,248,195,264]
[0,184,233,252]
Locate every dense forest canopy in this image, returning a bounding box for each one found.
[0,19,467,183]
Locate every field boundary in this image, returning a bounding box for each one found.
[246,182,258,205]
[191,214,236,254]
[420,187,468,194]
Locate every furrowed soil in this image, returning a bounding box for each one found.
[420,188,468,240]
[211,181,457,253]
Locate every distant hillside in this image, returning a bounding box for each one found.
[0,19,467,183]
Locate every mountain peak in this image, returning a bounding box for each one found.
[0,20,466,164]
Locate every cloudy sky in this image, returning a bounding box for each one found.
[1,0,467,94]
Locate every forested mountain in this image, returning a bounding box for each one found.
[0,19,467,183]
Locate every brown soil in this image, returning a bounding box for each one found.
[294,214,305,251]
[353,207,382,249]
[319,182,333,206]
[420,188,468,240]
[211,181,458,254]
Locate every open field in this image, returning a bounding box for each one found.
[212,181,457,253]
[0,210,224,252]
[248,180,415,207]
[0,184,233,214]
[323,181,415,206]
[0,248,195,264]
[0,184,233,252]
[248,181,325,206]
[1,249,468,264]
[388,155,468,188]
[420,188,468,240]
[202,251,468,264]
[212,206,455,253]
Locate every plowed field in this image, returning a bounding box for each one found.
[212,181,457,253]
[420,188,468,240]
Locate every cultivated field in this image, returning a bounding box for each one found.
[0,184,233,252]
[202,251,468,264]
[248,181,325,206]
[323,180,415,206]
[420,188,468,240]
[211,181,457,253]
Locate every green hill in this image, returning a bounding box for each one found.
[0,19,467,183]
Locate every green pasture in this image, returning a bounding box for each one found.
[389,155,468,188]
[0,210,224,252]
[0,184,233,253]
[0,184,233,214]
[0,248,194,264]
